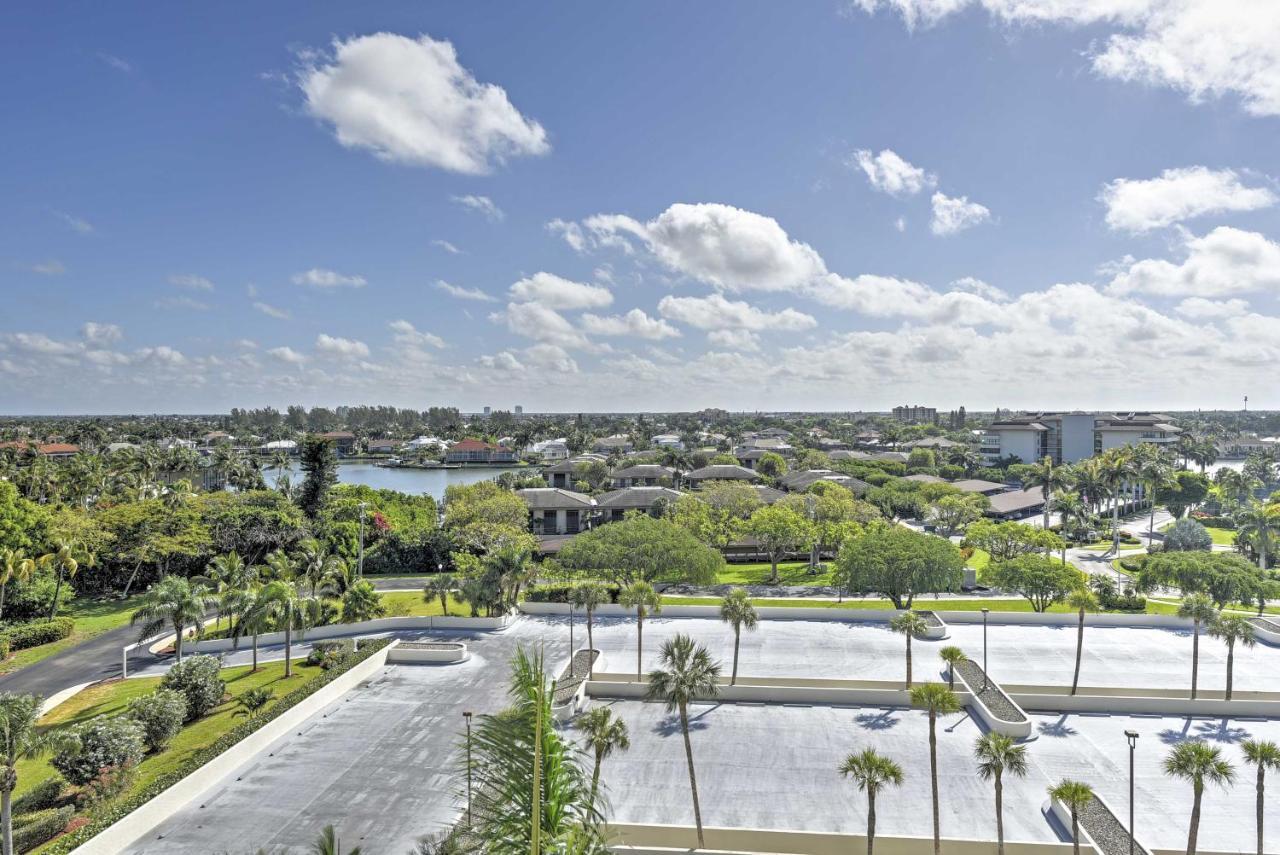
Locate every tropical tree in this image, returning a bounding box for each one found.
[207,551,256,643]
[1236,502,1279,570]
[890,612,927,688]
[746,503,813,584]
[1178,593,1218,700]
[974,732,1028,855]
[719,588,758,685]
[424,573,456,616]
[251,579,317,677]
[1135,450,1175,541]
[1022,457,1075,536]
[294,538,346,598]
[618,581,661,682]
[0,693,61,855]
[577,706,630,807]
[939,646,966,690]
[1048,780,1094,855]
[836,527,965,609]
[571,582,611,679]
[1207,614,1256,701]
[310,824,361,855]
[1164,739,1235,855]
[1241,739,1280,855]
[40,539,87,620]
[1099,449,1136,555]
[0,550,35,622]
[909,683,962,855]
[646,634,721,850]
[838,748,904,855]
[131,575,217,662]
[1066,587,1099,695]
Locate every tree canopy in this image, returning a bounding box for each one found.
[835,526,964,608]
[558,515,724,586]
[988,555,1082,612]
[1137,551,1267,608]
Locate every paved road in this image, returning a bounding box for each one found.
[0,621,148,699]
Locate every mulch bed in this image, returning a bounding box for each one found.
[554,648,599,705]
[954,659,1027,723]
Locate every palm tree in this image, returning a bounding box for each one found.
[237,583,269,672]
[1236,502,1279,571]
[0,550,36,622]
[294,539,346,598]
[1023,457,1074,536]
[310,824,361,855]
[40,539,86,620]
[938,646,966,690]
[974,733,1028,855]
[208,552,255,639]
[619,581,661,682]
[647,634,721,850]
[252,579,313,678]
[571,582,610,679]
[909,683,962,855]
[1050,492,1089,547]
[131,576,217,662]
[577,706,630,806]
[1178,593,1218,700]
[1136,451,1175,538]
[838,748,904,855]
[424,573,456,616]
[1242,739,1280,855]
[890,612,927,688]
[1208,614,1256,701]
[1099,449,1136,555]
[1164,739,1235,855]
[719,588,758,685]
[1048,779,1094,855]
[0,693,61,855]
[1066,587,1099,695]
[1073,458,1108,515]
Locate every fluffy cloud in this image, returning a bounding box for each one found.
[523,343,579,373]
[432,239,462,254]
[52,210,93,234]
[580,309,681,340]
[80,322,123,345]
[479,351,525,371]
[253,302,291,320]
[31,260,65,276]
[951,276,1009,302]
[268,346,306,365]
[168,273,214,291]
[436,280,496,302]
[930,192,991,235]
[497,301,594,350]
[389,319,446,348]
[1174,297,1249,319]
[1100,166,1277,232]
[849,148,936,196]
[707,329,762,351]
[509,272,612,309]
[314,334,370,358]
[452,194,504,222]
[292,268,367,288]
[546,218,586,251]
[658,294,817,331]
[297,32,549,173]
[1108,226,1280,296]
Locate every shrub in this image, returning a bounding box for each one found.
[127,689,188,752]
[1,566,73,623]
[160,655,225,721]
[75,759,137,815]
[0,636,9,660]
[1164,518,1213,552]
[340,579,386,623]
[51,717,146,786]
[525,583,622,604]
[12,805,74,852]
[237,687,273,718]
[306,639,354,670]
[2,617,75,652]
[12,776,64,815]
[1190,513,1235,529]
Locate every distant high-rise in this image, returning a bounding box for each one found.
[483,406,491,416]
[515,405,524,415]
[893,404,937,425]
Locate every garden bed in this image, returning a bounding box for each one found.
[912,609,947,639]
[953,658,1031,738]
[1050,792,1150,855]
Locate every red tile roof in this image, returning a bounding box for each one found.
[0,442,80,455]
[451,438,497,451]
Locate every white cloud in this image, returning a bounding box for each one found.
[657,294,817,332]
[292,268,367,288]
[522,343,579,373]
[547,218,586,251]
[1108,226,1280,297]
[296,32,549,173]
[80,322,123,345]
[497,301,594,350]
[1174,297,1250,319]
[1100,166,1277,233]
[315,334,370,359]
[451,194,504,222]
[97,52,132,73]
[479,351,525,371]
[951,276,1009,302]
[435,280,496,302]
[169,273,214,291]
[155,296,209,311]
[509,272,612,309]
[253,301,291,320]
[930,192,991,235]
[580,309,681,340]
[52,210,94,234]
[707,329,762,351]
[849,148,936,196]
[894,217,906,233]
[432,239,462,254]
[389,319,446,348]
[30,260,65,276]
[268,346,306,366]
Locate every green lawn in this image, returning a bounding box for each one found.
[378,591,470,617]
[0,595,145,676]
[1204,526,1237,546]
[659,594,1180,615]
[17,659,322,804]
[714,561,834,587]
[965,549,991,573]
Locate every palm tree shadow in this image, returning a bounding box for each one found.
[854,710,900,731]
[1193,719,1251,744]
[1037,715,1078,739]
[652,707,716,737]
[1158,718,1194,744]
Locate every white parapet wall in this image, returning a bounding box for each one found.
[953,665,1033,739]
[70,640,400,855]
[588,673,917,708]
[387,641,469,664]
[187,614,513,654]
[1250,616,1280,645]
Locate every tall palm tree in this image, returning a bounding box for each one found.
[619,581,661,682]
[423,573,456,616]
[1207,614,1256,701]
[208,551,254,640]
[294,539,346,598]
[838,748,904,855]
[0,693,61,855]
[310,824,361,855]
[647,634,721,850]
[1066,587,1099,695]
[1164,739,1235,855]
[974,733,1028,855]
[236,583,269,672]
[938,646,966,690]
[571,582,610,679]
[909,683,961,855]
[1073,458,1108,515]
[1242,739,1280,855]
[1136,451,1175,537]
[1178,593,1218,700]
[131,575,217,662]
[1235,502,1279,571]
[0,550,36,622]
[1048,780,1094,855]
[39,539,87,620]
[252,579,315,678]
[1023,457,1074,536]
[577,706,630,807]
[719,588,758,685]
[890,612,927,688]
[1099,449,1136,555]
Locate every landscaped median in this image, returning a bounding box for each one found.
[1046,790,1151,855]
[951,657,1033,739]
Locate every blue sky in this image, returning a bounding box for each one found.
[3,1,1278,414]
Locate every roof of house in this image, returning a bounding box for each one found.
[593,435,633,448]
[318,431,355,440]
[903,473,946,483]
[685,464,762,481]
[544,454,608,473]
[735,448,770,459]
[516,488,596,510]
[451,438,499,452]
[595,486,684,509]
[905,437,963,449]
[610,464,675,479]
[949,478,1008,494]
[778,469,871,494]
[986,486,1047,515]
[750,485,787,504]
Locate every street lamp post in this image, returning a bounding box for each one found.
[1125,729,1139,855]
[357,501,368,578]
[464,711,474,828]
[981,607,990,691]
[568,601,576,678]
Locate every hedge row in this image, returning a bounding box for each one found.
[14,805,75,853]
[2,617,75,653]
[42,638,392,854]
[12,776,63,815]
[525,582,623,604]
[1190,513,1236,529]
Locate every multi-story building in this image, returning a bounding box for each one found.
[892,404,937,425]
[980,412,1180,465]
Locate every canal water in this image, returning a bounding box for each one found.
[261,462,515,500]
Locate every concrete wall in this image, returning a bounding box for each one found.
[188,614,512,653]
[955,666,1032,738]
[70,640,399,855]
[387,643,468,664]
[588,672,919,708]
[1251,618,1280,645]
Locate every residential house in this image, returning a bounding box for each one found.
[406,436,449,452]
[261,439,297,454]
[749,485,787,504]
[829,449,907,464]
[778,469,871,496]
[903,473,946,484]
[516,488,596,535]
[367,439,402,454]
[903,437,964,451]
[984,486,1047,521]
[594,486,684,522]
[543,453,608,488]
[0,441,80,459]
[609,464,675,488]
[203,431,234,447]
[592,434,634,454]
[317,431,357,455]
[527,438,571,462]
[651,433,685,451]
[445,438,518,465]
[684,464,762,486]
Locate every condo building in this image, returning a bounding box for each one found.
[979,412,1180,465]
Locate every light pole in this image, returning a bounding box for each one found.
[357,501,368,578]
[568,600,576,678]
[981,607,990,691]
[464,711,474,828]
[1125,729,1139,855]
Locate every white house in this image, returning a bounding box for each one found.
[528,438,571,462]
[651,433,685,451]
